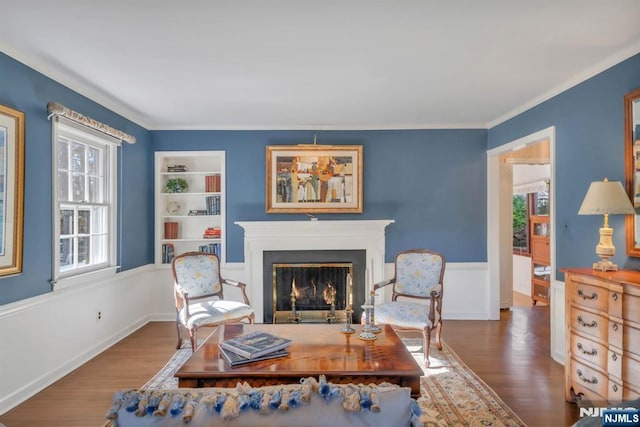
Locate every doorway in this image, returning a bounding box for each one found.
[487,126,564,363]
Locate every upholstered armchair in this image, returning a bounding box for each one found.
[171,252,255,351]
[373,249,445,367]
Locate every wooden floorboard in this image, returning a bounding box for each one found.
[0,293,580,426]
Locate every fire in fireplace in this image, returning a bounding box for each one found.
[263,250,366,323]
[272,263,352,323]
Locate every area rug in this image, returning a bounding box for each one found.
[143,338,525,427]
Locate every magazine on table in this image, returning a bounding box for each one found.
[219,330,292,359]
[219,346,288,366]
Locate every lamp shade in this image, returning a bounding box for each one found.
[578,179,635,215]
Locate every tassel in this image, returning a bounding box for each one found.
[279,390,290,412]
[201,392,219,413]
[236,381,252,394]
[153,393,172,416]
[169,394,185,416]
[182,392,200,423]
[300,378,314,402]
[269,389,282,410]
[135,391,149,417]
[124,392,140,413]
[360,389,372,410]
[145,392,162,415]
[259,391,272,414]
[237,393,251,412]
[318,376,331,400]
[369,391,381,413]
[105,390,127,420]
[288,389,302,408]
[102,420,116,427]
[248,390,263,410]
[221,393,240,421]
[342,386,361,413]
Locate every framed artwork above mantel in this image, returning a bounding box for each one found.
[266,145,363,213]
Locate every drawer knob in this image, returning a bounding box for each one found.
[612,293,619,301]
[577,369,598,384]
[613,384,619,392]
[612,353,618,362]
[576,342,597,356]
[577,289,598,300]
[612,323,619,332]
[577,315,597,328]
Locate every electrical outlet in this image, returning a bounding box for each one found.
[97,311,102,320]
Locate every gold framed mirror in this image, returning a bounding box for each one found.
[624,87,640,257]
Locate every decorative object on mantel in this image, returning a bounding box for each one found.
[266,142,363,213]
[46,101,136,144]
[578,178,634,271]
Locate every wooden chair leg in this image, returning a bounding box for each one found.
[435,321,443,350]
[190,328,198,352]
[423,328,431,367]
[175,321,184,350]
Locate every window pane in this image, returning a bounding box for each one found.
[90,234,107,264]
[534,191,549,215]
[59,238,73,269]
[88,176,102,203]
[58,171,70,201]
[60,209,74,235]
[90,206,107,234]
[72,172,85,202]
[78,236,90,265]
[57,138,69,170]
[87,146,99,175]
[512,194,527,248]
[78,210,90,234]
[72,142,85,172]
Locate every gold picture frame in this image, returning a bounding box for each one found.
[266,145,363,213]
[0,104,25,276]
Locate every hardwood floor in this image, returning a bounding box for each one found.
[0,293,580,426]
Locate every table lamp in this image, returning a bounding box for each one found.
[578,178,635,271]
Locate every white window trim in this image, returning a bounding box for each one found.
[51,116,119,287]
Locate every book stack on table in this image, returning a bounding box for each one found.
[219,330,292,366]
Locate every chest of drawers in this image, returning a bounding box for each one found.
[563,269,640,404]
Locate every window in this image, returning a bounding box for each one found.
[513,190,549,255]
[53,118,118,281]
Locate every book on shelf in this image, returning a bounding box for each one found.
[198,242,221,255]
[218,346,288,367]
[203,227,221,238]
[219,330,292,359]
[188,209,209,216]
[205,195,221,215]
[205,174,221,192]
[167,164,188,172]
[162,243,175,264]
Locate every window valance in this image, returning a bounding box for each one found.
[46,102,136,144]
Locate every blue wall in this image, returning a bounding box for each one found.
[152,129,488,263]
[0,53,154,306]
[489,52,640,276]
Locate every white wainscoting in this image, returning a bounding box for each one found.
[0,260,490,415]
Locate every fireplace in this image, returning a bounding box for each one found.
[263,250,366,323]
[236,220,394,323]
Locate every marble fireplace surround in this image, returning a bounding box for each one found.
[235,220,394,323]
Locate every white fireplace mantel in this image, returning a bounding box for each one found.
[235,220,394,322]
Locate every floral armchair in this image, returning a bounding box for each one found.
[373,249,445,367]
[171,252,254,351]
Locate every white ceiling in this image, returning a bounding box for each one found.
[3,1,640,130]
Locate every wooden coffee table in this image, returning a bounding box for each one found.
[175,323,423,397]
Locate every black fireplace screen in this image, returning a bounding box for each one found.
[272,263,353,323]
